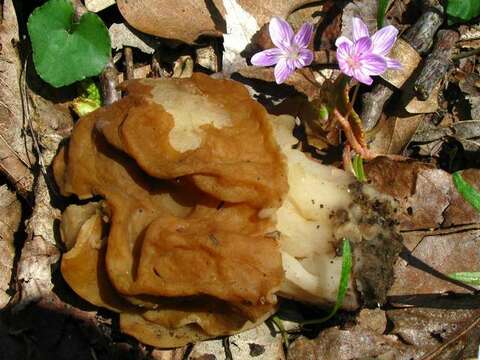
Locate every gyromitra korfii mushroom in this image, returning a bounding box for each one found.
[55,73,402,347]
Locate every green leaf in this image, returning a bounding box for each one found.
[319,104,329,121]
[452,171,480,212]
[28,0,111,88]
[300,239,352,326]
[449,272,480,285]
[377,0,390,28]
[352,154,367,182]
[447,0,480,24]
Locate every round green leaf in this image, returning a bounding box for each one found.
[28,0,111,88]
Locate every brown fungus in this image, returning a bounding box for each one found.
[55,74,402,347]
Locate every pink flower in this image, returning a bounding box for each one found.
[335,17,402,85]
[251,17,314,84]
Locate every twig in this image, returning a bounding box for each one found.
[419,314,480,360]
[414,30,459,100]
[123,47,134,80]
[100,59,120,105]
[453,47,480,60]
[360,3,444,130]
[222,337,233,360]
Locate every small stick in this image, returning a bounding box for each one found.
[414,30,459,100]
[361,2,444,130]
[361,84,394,131]
[100,59,120,105]
[123,47,134,80]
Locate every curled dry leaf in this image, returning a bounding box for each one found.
[14,88,73,309]
[117,0,311,44]
[369,114,424,155]
[0,0,34,196]
[0,185,21,308]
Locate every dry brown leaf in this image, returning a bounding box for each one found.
[369,114,424,155]
[388,308,480,359]
[288,321,417,360]
[0,0,34,196]
[365,158,480,231]
[0,185,21,308]
[237,67,321,100]
[190,323,285,359]
[117,0,311,44]
[13,88,73,309]
[389,228,480,296]
[404,82,441,114]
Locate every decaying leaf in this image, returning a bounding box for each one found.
[14,88,73,308]
[237,67,321,100]
[288,313,418,360]
[389,228,480,296]
[365,158,480,230]
[388,308,480,359]
[117,0,311,44]
[0,0,34,196]
[190,323,285,359]
[369,114,424,155]
[109,23,156,54]
[412,120,480,153]
[0,185,21,308]
[404,82,441,114]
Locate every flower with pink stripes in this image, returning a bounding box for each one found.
[251,17,314,84]
[336,17,401,85]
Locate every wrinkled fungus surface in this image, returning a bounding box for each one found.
[55,74,402,347]
[55,74,287,347]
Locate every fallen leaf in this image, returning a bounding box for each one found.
[404,82,441,114]
[288,323,417,360]
[0,185,21,308]
[117,0,311,43]
[109,23,156,54]
[84,0,115,12]
[0,0,34,196]
[190,323,285,360]
[365,158,480,230]
[388,308,480,359]
[369,114,424,155]
[389,228,480,296]
[237,67,321,100]
[13,87,73,309]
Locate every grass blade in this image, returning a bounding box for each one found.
[449,272,480,286]
[452,171,480,212]
[300,239,352,326]
[352,154,367,182]
[377,0,390,28]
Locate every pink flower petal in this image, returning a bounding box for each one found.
[294,48,314,68]
[371,25,399,56]
[336,42,353,76]
[386,57,402,70]
[251,48,283,67]
[335,36,353,48]
[353,36,373,56]
[274,58,294,84]
[293,23,314,48]
[336,42,351,61]
[352,68,373,85]
[359,53,387,75]
[352,17,369,42]
[269,17,294,50]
